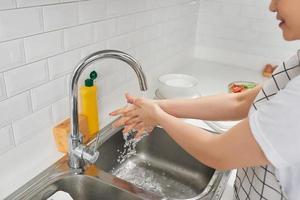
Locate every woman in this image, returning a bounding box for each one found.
[110,0,300,199]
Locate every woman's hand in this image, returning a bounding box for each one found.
[110,93,164,138]
[109,103,136,128]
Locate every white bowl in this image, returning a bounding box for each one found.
[158,74,200,99]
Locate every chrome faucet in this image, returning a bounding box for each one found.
[69,49,148,170]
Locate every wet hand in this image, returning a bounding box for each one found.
[123,93,163,138]
[110,93,163,138]
[110,104,136,128]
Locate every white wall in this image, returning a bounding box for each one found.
[0,0,199,198]
[195,0,300,70]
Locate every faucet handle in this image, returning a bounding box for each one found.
[73,145,100,164]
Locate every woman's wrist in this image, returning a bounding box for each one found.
[154,99,168,112]
[154,106,171,126]
[153,99,163,107]
[153,99,176,122]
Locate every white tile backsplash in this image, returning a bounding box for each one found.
[24,31,64,62]
[78,0,107,24]
[134,11,153,30]
[16,0,60,7]
[165,5,182,20]
[48,49,81,79]
[127,0,145,13]
[0,39,25,72]
[4,60,48,96]
[94,19,117,42]
[107,0,128,18]
[130,29,146,47]
[80,41,106,58]
[0,92,31,127]
[143,25,162,41]
[220,4,241,16]
[151,9,164,24]
[64,24,94,50]
[0,1,198,197]
[196,0,300,69]
[251,19,278,33]
[0,7,43,42]
[0,74,6,101]
[12,106,53,145]
[0,0,198,133]
[61,0,80,2]
[31,76,67,111]
[107,34,132,51]
[43,3,78,31]
[0,0,16,10]
[241,5,272,19]
[116,14,136,35]
[0,125,15,155]
[52,97,69,124]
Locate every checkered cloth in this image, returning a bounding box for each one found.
[234,50,300,200]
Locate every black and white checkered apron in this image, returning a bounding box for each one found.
[234,50,300,200]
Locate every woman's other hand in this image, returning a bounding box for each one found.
[110,93,163,138]
[109,103,136,127]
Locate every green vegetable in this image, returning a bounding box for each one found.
[243,82,256,89]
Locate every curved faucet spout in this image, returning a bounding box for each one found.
[69,49,148,169]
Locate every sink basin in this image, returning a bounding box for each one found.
[7,121,230,200]
[28,175,142,200]
[95,127,228,199]
[6,162,160,200]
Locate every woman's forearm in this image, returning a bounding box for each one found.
[156,93,242,120]
[156,86,261,121]
[156,111,224,169]
[156,110,268,170]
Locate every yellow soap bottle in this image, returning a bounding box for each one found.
[80,71,99,137]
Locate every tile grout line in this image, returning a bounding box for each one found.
[9,123,17,149]
[0,73,8,100]
[28,90,34,113]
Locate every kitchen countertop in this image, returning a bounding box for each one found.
[0,59,264,199]
[175,59,265,96]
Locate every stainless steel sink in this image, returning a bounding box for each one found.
[95,126,230,200]
[26,175,143,200]
[6,121,231,200]
[6,158,161,200]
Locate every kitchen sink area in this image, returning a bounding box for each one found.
[4,50,230,200]
[1,0,295,199]
[21,175,145,200]
[96,126,225,199]
[7,121,230,200]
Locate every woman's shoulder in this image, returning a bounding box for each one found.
[271,51,300,87]
[284,52,300,68]
[285,51,300,87]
